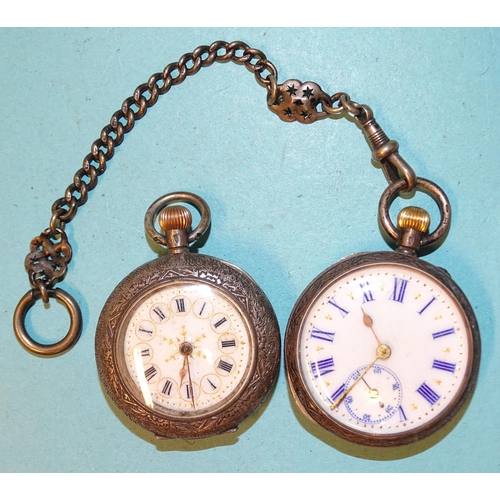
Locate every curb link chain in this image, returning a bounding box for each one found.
[16,40,434,356]
[27,41,278,293]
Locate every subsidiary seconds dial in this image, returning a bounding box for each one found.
[342,364,402,424]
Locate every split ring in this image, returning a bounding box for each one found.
[13,287,82,356]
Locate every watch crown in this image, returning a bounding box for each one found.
[397,206,431,234]
[159,205,192,232]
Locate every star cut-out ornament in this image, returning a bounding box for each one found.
[269,79,328,123]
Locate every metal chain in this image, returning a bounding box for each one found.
[322,92,418,189]
[267,78,418,191]
[26,41,278,293]
[15,40,440,356]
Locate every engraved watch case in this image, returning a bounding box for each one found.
[95,193,280,439]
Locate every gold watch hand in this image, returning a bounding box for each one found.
[361,307,382,345]
[179,355,187,384]
[330,355,379,409]
[179,341,196,409]
[185,355,196,409]
[330,343,391,410]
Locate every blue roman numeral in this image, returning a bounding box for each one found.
[311,357,335,379]
[418,297,436,315]
[416,382,440,405]
[310,326,335,343]
[432,327,455,339]
[390,277,409,303]
[432,359,456,373]
[328,297,349,317]
[398,406,408,422]
[329,383,346,404]
[360,282,374,303]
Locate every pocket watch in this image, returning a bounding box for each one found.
[285,182,481,447]
[95,192,280,439]
[13,40,480,448]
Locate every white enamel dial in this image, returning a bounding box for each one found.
[297,260,474,438]
[121,281,253,414]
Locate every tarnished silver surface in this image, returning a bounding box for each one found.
[144,192,211,247]
[12,39,478,450]
[16,40,428,355]
[268,79,330,123]
[379,178,451,247]
[13,287,82,356]
[96,251,280,440]
[285,251,480,447]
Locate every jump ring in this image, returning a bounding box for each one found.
[144,192,211,247]
[35,279,50,304]
[339,94,362,116]
[266,74,278,106]
[13,288,82,356]
[379,177,452,248]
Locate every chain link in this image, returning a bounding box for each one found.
[26,41,278,290]
[322,92,371,121]
[23,40,421,292]
[267,78,417,192]
[21,40,423,292]
[16,40,442,356]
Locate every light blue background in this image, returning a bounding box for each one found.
[1,28,499,473]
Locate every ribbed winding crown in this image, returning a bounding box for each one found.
[397,206,431,233]
[158,205,192,231]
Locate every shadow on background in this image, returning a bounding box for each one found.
[287,384,475,461]
[100,380,277,453]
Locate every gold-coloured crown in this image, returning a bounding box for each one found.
[158,205,192,232]
[397,206,431,233]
